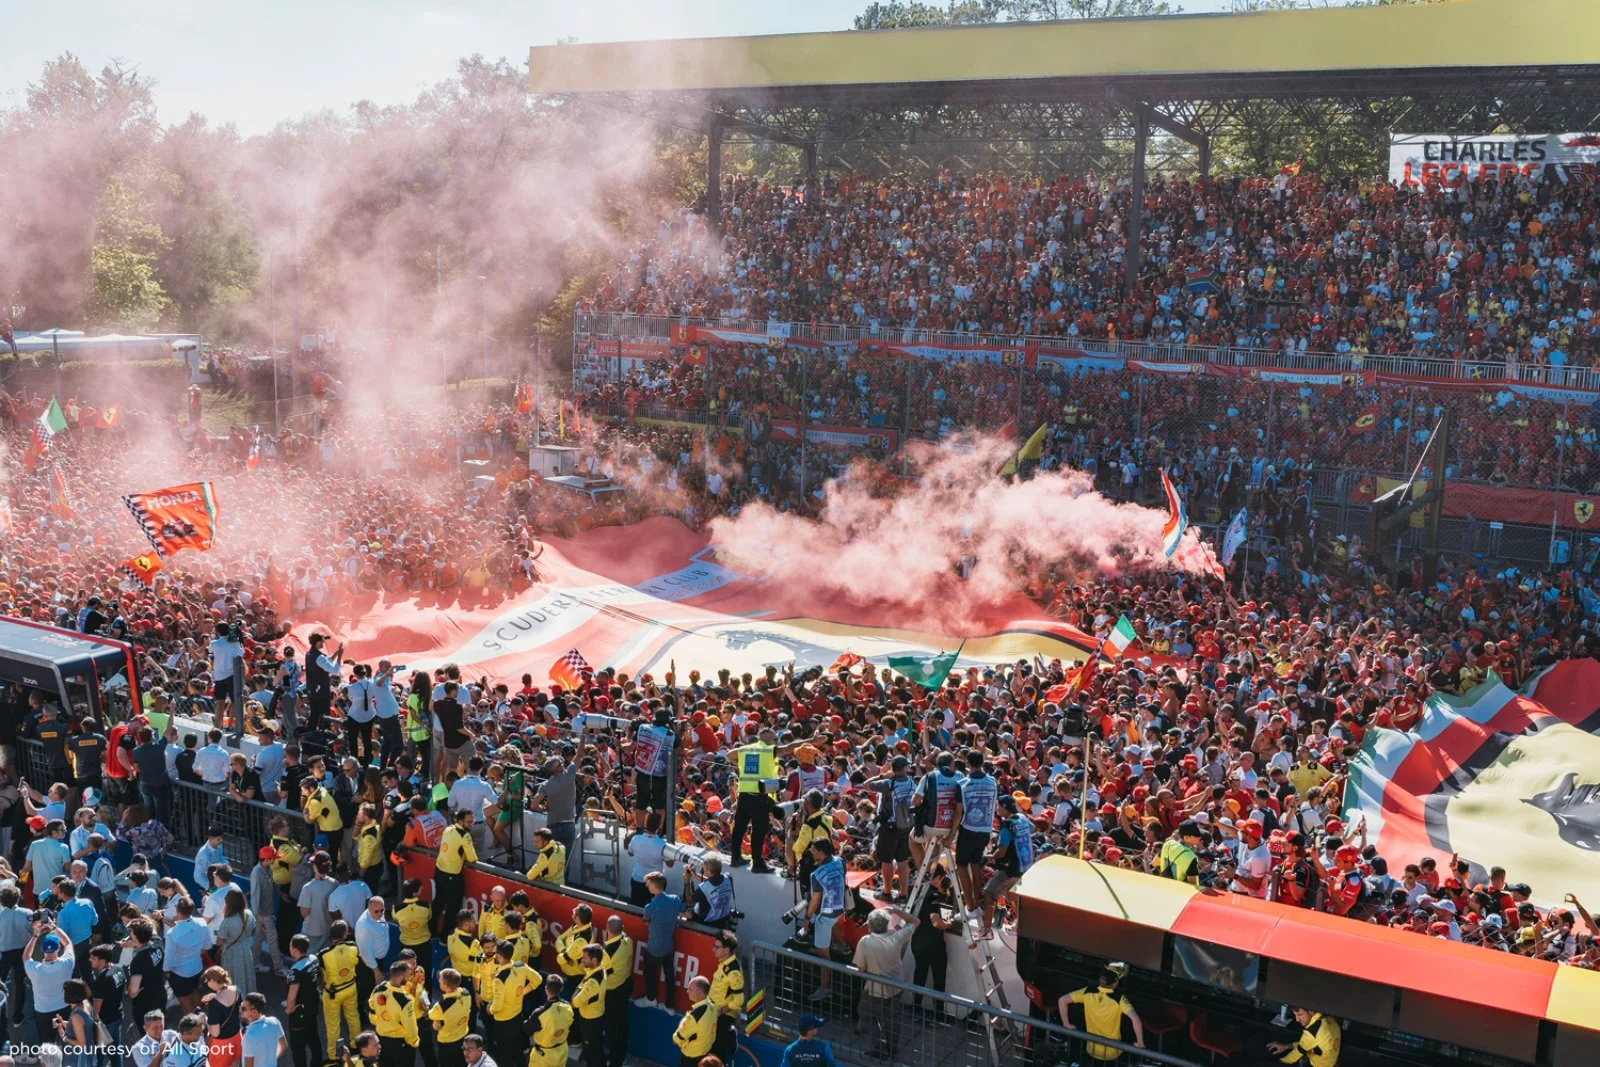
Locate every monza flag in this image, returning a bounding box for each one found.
[1343,660,1600,908]
[121,553,165,588]
[549,647,591,690]
[123,481,219,558]
[1160,469,1187,559]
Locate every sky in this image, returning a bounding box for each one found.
[0,0,1241,135]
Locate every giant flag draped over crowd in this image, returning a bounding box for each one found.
[122,481,220,558]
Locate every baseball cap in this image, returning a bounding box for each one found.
[40,936,61,953]
[258,846,278,860]
[798,1014,825,1033]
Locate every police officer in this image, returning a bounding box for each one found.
[434,809,478,938]
[370,961,422,1067]
[600,916,633,1067]
[572,946,608,1067]
[686,856,735,929]
[320,921,363,1064]
[484,940,539,1067]
[284,934,323,1067]
[672,977,717,1067]
[555,905,595,998]
[728,728,796,872]
[526,975,573,1067]
[707,932,745,1064]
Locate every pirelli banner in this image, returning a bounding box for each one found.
[1390,132,1600,188]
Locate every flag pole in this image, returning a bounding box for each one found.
[1076,634,1106,861]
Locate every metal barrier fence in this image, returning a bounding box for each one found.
[575,311,1600,391]
[746,939,1200,1067]
[167,779,313,869]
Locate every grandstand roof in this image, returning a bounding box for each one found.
[529,0,1600,149]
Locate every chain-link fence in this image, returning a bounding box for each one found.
[746,939,1200,1067]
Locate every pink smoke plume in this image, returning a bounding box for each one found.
[707,433,1221,632]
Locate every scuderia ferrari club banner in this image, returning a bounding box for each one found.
[1390,132,1600,188]
[291,517,1097,685]
[1343,660,1600,908]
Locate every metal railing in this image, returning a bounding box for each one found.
[574,311,1600,391]
[746,939,1200,1067]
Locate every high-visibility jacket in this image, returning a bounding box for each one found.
[355,824,382,870]
[270,835,303,886]
[305,788,343,832]
[369,982,420,1047]
[447,931,482,976]
[526,842,566,886]
[673,1001,718,1059]
[732,743,777,793]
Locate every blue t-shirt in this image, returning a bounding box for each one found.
[782,1038,838,1067]
[643,893,683,957]
[55,898,97,945]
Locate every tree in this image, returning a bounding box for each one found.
[854,0,1170,28]
[83,178,171,332]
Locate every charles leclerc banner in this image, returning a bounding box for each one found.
[1390,132,1600,188]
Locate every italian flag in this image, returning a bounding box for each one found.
[1105,615,1138,657]
[21,397,67,472]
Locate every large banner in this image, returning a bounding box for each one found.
[292,517,1097,684]
[1390,132,1600,188]
[1349,476,1600,531]
[1344,660,1600,909]
[767,419,897,451]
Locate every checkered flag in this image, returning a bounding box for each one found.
[549,648,592,689]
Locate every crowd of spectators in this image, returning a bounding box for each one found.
[588,169,1600,371]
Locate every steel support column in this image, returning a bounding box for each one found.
[706,118,724,231]
[1198,136,1213,176]
[1125,111,1148,298]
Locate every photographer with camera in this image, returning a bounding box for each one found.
[800,838,846,1004]
[684,855,735,930]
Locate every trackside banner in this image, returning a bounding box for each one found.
[1390,132,1600,188]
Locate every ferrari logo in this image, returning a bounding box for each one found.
[1576,500,1595,525]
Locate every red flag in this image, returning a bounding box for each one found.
[549,648,591,690]
[515,378,534,414]
[831,652,864,673]
[121,553,165,588]
[1045,656,1097,704]
[96,403,121,430]
[50,468,75,520]
[247,438,261,472]
[1352,402,1379,435]
[21,426,44,473]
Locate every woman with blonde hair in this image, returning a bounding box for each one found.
[200,965,244,1067]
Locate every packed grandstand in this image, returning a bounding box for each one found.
[5,19,1600,1067]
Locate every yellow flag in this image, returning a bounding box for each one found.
[998,423,1047,477]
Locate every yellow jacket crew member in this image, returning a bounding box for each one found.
[1271,1008,1341,1067]
[508,891,542,956]
[432,808,478,938]
[395,879,434,971]
[474,935,500,1013]
[672,977,718,1067]
[479,887,510,942]
[320,921,363,1062]
[370,962,421,1067]
[446,912,482,978]
[1058,968,1145,1062]
[304,782,345,857]
[600,916,633,1067]
[1157,823,1204,886]
[269,831,304,887]
[355,808,384,878]
[485,941,540,1067]
[527,975,575,1067]
[525,828,566,886]
[500,912,532,964]
[429,968,473,1067]
[708,932,745,1063]
[556,905,595,993]
[572,946,609,1067]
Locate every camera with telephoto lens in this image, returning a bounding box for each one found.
[780,903,807,924]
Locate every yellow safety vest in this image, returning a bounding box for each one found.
[733,743,777,793]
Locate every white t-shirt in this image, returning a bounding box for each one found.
[132,1030,182,1067]
[26,952,75,1012]
[1230,841,1273,899]
[209,638,244,681]
[447,776,498,824]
